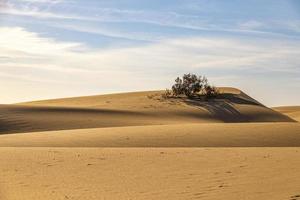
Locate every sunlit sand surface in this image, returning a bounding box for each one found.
[0,88,299,199]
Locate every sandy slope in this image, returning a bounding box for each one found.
[1,148,300,200]
[273,106,300,122]
[0,88,294,134]
[0,123,299,147]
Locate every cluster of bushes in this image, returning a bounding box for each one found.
[164,73,218,99]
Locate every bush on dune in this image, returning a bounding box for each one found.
[164,73,219,99]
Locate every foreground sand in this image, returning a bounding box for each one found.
[1,88,299,200]
[1,122,299,200]
[1,148,300,200]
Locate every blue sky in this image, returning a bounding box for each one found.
[0,0,299,106]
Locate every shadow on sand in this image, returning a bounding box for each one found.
[183,93,263,122]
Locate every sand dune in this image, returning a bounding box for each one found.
[0,123,299,147]
[1,88,299,200]
[0,88,294,134]
[273,106,300,122]
[18,88,244,108]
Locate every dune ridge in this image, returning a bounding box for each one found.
[0,88,295,135]
[0,123,299,147]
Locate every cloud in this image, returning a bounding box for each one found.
[0,26,299,105]
[0,1,87,19]
[0,27,82,55]
[1,26,299,76]
[17,0,63,3]
[2,0,300,40]
[51,23,155,42]
[239,20,264,30]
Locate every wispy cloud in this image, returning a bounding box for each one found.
[0,0,87,19]
[0,27,82,55]
[51,23,155,42]
[2,0,300,39]
[17,0,63,3]
[238,20,264,30]
[1,26,299,80]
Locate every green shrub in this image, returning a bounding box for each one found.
[165,73,218,99]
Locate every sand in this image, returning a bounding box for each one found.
[273,106,300,122]
[1,148,300,200]
[0,88,294,134]
[0,123,299,147]
[0,88,299,200]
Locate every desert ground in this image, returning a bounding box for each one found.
[0,87,299,200]
[273,106,300,122]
